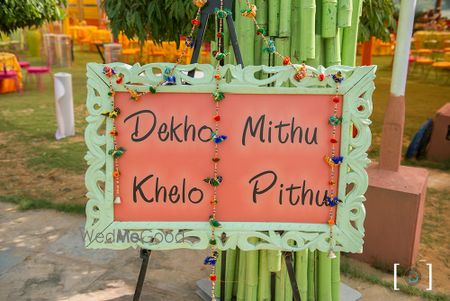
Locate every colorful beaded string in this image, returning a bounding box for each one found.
[202,0,230,298]
[324,72,344,259]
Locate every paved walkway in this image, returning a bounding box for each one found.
[0,203,424,300]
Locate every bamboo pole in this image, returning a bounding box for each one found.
[307,250,316,301]
[306,0,322,67]
[233,249,240,297]
[275,37,291,66]
[245,238,259,301]
[295,249,309,300]
[275,258,286,301]
[337,0,352,28]
[290,0,301,63]
[268,0,280,36]
[268,250,282,272]
[284,256,293,301]
[236,250,247,301]
[279,0,292,37]
[301,0,316,60]
[317,251,332,301]
[321,0,337,38]
[331,252,340,301]
[324,28,341,66]
[223,249,237,301]
[215,250,222,299]
[341,0,363,65]
[256,0,269,66]
[236,0,256,66]
[258,250,271,300]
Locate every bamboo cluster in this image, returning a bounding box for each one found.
[214,0,364,300]
[222,0,363,68]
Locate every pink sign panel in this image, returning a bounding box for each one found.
[113,92,342,223]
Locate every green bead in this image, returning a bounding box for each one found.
[209,238,217,245]
[149,86,156,94]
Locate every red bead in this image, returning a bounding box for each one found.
[330,138,337,143]
[318,73,325,81]
[329,180,335,185]
[282,56,290,65]
[212,157,220,162]
[328,219,335,225]
[357,105,364,111]
[116,77,123,84]
[213,114,221,121]
[209,274,217,282]
[191,19,200,26]
[294,73,304,81]
[332,96,340,103]
[214,74,221,80]
[217,32,222,38]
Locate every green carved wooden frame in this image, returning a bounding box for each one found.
[85,63,376,253]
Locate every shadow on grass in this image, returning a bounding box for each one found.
[0,195,84,214]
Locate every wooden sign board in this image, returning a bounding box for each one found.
[85,63,376,253]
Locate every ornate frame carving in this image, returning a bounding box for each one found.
[85,63,376,252]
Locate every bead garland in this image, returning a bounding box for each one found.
[203,0,228,298]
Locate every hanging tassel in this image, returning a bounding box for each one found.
[328,249,337,259]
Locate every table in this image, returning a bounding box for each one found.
[0,52,22,93]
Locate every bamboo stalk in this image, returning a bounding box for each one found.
[317,251,332,301]
[258,250,271,300]
[284,256,293,301]
[295,249,309,300]
[307,250,315,301]
[321,0,337,38]
[324,28,341,67]
[233,249,240,298]
[290,0,301,63]
[275,258,286,301]
[225,249,237,301]
[268,0,280,36]
[236,0,255,66]
[275,37,290,66]
[268,250,281,272]
[236,250,247,301]
[337,0,352,28]
[245,238,259,301]
[215,250,222,299]
[331,252,340,301]
[341,0,362,66]
[279,0,292,37]
[301,0,316,60]
[256,0,269,67]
